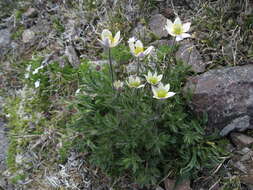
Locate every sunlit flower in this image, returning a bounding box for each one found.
[126,75,145,88]
[128,37,154,58]
[152,83,175,99]
[165,17,191,41]
[145,71,163,85]
[75,88,81,94]
[32,65,44,75]
[35,80,40,88]
[98,29,121,48]
[113,80,124,90]
[25,73,29,79]
[26,64,32,72]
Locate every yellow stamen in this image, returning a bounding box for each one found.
[149,77,158,85]
[157,89,167,98]
[172,24,183,35]
[130,81,140,87]
[134,46,144,55]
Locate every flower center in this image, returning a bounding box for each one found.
[104,33,114,43]
[134,46,144,55]
[157,89,167,98]
[129,81,140,88]
[149,77,158,85]
[172,24,183,35]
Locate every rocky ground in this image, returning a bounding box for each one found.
[1,0,253,189]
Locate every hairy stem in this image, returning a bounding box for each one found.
[108,48,114,90]
[137,57,140,75]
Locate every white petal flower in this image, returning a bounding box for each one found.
[126,75,145,88]
[32,65,44,75]
[26,64,32,72]
[113,80,124,90]
[75,88,81,94]
[35,80,40,88]
[98,29,121,48]
[152,83,175,100]
[128,38,154,58]
[144,71,163,85]
[25,73,29,79]
[165,17,191,41]
[128,37,136,44]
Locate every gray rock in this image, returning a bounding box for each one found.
[164,178,191,190]
[156,186,164,190]
[0,29,10,48]
[184,65,253,134]
[230,132,253,147]
[176,41,207,73]
[22,29,35,43]
[23,7,38,18]
[0,121,8,189]
[131,22,153,43]
[151,40,207,73]
[0,29,11,58]
[220,116,251,136]
[65,45,80,68]
[149,14,168,39]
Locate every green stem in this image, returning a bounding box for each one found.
[108,48,114,90]
[137,57,140,76]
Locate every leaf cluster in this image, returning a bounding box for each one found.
[69,61,221,187]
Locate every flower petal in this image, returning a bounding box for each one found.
[129,42,136,54]
[137,52,145,58]
[174,17,182,25]
[181,33,191,39]
[165,83,170,91]
[152,86,158,96]
[98,39,106,46]
[101,29,112,41]
[166,19,173,29]
[165,26,176,36]
[167,92,176,97]
[183,22,191,32]
[135,40,143,49]
[128,37,136,44]
[113,31,121,44]
[157,75,163,81]
[143,46,154,56]
[176,35,184,41]
[137,84,145,88]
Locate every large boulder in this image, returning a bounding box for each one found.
[0,120,9,189]
[149,14,168,39]
[0,29,11,59]
[184,65,253,135]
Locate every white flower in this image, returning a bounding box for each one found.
[126,76,145,88]
[145,71,163,85]
[165,17,191,41]
[113,80,124,90]
[152,83,176,100]
[26,64,32,72]
[25,73,29,79]
[32,65,44,75]
[128,37,136,44]
[75,88,81,94]
[98,29,121,48]
[128,38,154,58]
[35,80,40,88]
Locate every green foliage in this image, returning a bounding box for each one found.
[22,56,87,106]
[69,60,222,187]
[11,25,25,40]
[52,17,65,33]
[102,44,132,64]
[4,87,46,172]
